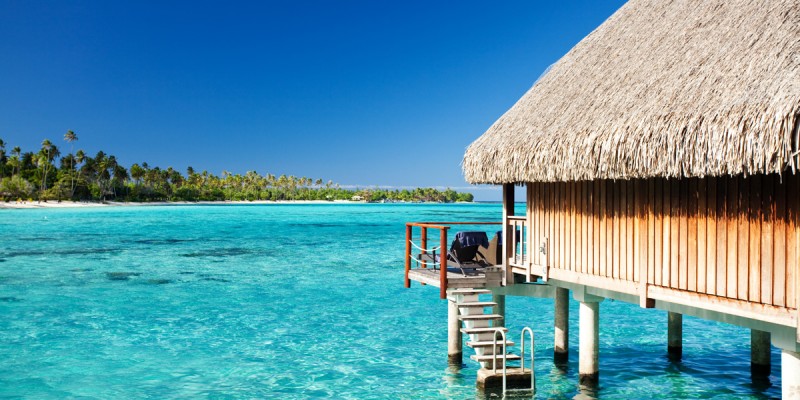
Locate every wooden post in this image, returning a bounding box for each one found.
[420,227,428,268]
[751,330,771,375]
[405,224,412,288]
[554,287,570,363]
[527,183,534,280]
[503,183,515,286]
[448,299,462,365]
[668,312,683,360]
[419,227,428,286]
[440,227,448,299]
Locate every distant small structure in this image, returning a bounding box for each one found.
[351,195,364,202]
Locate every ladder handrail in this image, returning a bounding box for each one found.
[492,328,508,395]
[520,327,536,394]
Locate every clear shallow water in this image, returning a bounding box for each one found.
[0,204,782,399]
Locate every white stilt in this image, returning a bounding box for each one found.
[554,287,569,362]
[448,299,462,365]
[751,330,771,375]
[579,300,599,385]
[493,294,506,326]
[782,349,800,399]
[667,312,682,360]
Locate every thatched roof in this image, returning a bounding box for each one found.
[463,0,800,184]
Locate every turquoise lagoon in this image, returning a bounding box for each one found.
[0,204,782,399]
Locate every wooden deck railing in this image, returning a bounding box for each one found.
[405,221,501,299]
[507,216,528,268]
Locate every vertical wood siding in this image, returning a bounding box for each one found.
[527,174,799,309]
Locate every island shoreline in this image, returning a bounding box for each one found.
[0,200,476,209]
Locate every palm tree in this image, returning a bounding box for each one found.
[7,155,19,178]
[11,146,21,176]
[0,139,6,179]
[130,163,144,185]
[63,130,78,197]
[112,164,128,198]
[39,139,59,194]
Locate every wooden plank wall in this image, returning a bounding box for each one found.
[528,174,799,309]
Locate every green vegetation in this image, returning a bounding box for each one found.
[0,134,474,203]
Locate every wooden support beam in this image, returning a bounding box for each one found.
[503,183,515,286]
[405,224,412,288]
[440,227,448,299]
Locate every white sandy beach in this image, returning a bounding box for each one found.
[0,200,363,209]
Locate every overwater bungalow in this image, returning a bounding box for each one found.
[403,0,800,396]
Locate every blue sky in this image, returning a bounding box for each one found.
[0,0,626,200]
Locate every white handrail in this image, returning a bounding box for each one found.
[410,256,441,267]
[492,328,508,395]
[409,240,441,253]
[520,327,536,394]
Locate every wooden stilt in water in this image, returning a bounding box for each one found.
[448,299,462,366]
[750,330,771,375]
[782,350,800,399]
[493,294,505,323]
[667,312,682,361]
[554,287,569,363]
[579,300,599,386]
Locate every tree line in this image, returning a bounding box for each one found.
[0,133,474,203]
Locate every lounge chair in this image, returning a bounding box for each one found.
[441,231,491,276]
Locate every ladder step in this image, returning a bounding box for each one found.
[450,288,492,295]
[459,314,503,321]
[466,340,516,348]
[461,327,508,334]
[470,354,522,362]
[457,301,498,308]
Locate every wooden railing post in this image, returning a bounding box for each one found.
[420,227,428,268]
[503,183,516,286]
[440,227,449,299]
[405,224,412,288]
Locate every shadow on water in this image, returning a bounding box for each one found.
[143,279,172,285]
[124,238,195,245]
[198,276,231,283]
[2,248,122,258]
[105,272,142,281]
[180,248,267,258]
[0,296,22,302]
[749,369,773,394]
